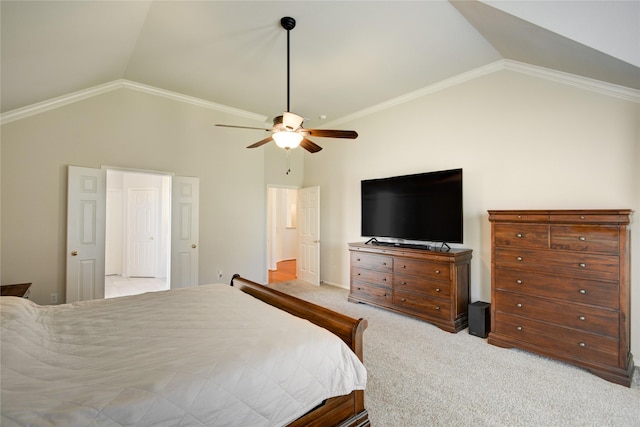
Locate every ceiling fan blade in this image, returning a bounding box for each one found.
[300,137,323,153]
[302,129,358,139]
[216,124,271,131]
[247,136,274,149]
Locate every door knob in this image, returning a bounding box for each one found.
[192,244,197,249]
[71,250,78,256]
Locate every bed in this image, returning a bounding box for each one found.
[0,275,369,426]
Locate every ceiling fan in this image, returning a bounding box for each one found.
[216,17,358,153]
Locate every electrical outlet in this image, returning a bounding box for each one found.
[217,270,223,279]
[50,293,58,304]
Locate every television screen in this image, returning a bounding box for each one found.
[361,168,463,244]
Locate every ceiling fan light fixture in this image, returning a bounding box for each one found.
[273,131,303,149]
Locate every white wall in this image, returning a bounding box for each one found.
[1,88,271,303]
[304,69,640,355]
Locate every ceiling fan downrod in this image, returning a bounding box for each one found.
[281,17,296,113]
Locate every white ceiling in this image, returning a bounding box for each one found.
[2,1,639,128]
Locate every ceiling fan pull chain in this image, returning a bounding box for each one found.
[285,148,291,175]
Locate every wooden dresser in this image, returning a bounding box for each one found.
[488,210,634,386]
[1,283,32,298]
[348,242,472,333]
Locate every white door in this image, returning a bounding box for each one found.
[105,188,123,275]
[128,188,158,277]
[171,176,199,288]
[66,166,106,302]
[297,186,320,286]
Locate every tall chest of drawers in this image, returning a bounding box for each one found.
[488,210,634,386]
[348,242,472,333]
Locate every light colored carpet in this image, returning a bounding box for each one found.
[268,280,640,426]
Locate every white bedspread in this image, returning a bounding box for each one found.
[1,284,367,426]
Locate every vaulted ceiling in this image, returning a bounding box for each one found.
[2,1,639,127]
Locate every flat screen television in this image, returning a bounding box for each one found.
[361,168,463,245]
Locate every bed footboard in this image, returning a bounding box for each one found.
[230,274,369,427]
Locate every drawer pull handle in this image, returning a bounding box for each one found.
[516,233,523,238]
[516,279,522,284]
[401,281,407,285]
[517,215,522,219]
[516,303,522,308]
[580,216,585,220]
[357,273,361,276]
[384,293,388,297]
[382,278,387,282]
[516,256,523,261]
[435,270,441,274]
[579,236,586,241]
[579,289,587,294]
[357,258,361,262]
[435,306,440,310]
[579,263,586,268]
[401,298,406,302]
[383,262,387,266]
[579,316,586,321]
[516,326,523,331]
[435,288,441,292]
[579,342,586,347]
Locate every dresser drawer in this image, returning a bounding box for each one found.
[394,274,450,298]
[494,224,548,249]
[550,225,619,254]
[494,312,619,366]
[351,267,392,288]
[393,290,450,320]
[494,290,619,337]
[494,268,619,309]
[494,248,619,281]
[350,281,392,304]
[490,212,549,223]
[393,258,450,281]
[549,213,630,224]
[350,252,393,272]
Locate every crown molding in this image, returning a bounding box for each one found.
[3,60,637,126]
[503,60,640,103]
[1,79,267,126]
[323,59,640,128]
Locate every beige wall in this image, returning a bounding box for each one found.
[303,69,640,355]
[1,88,303,303]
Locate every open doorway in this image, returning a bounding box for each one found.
[267,187,298,283]
[105,170,171,298]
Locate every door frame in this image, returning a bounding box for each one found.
[106,167,171,281]
[266,185,320,285]
[67,165,200,302]
[267,185,299,278]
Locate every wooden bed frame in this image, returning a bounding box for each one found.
[230,275,370,427]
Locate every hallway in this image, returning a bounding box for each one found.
[269,259,296,283]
